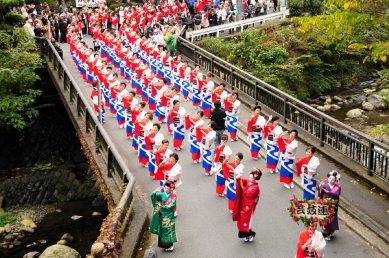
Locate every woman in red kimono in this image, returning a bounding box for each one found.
[232,168,262,243]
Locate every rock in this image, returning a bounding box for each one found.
[378,89,389,95]
[309,104,319,108]
[317,106,326,112]
[375,78,382,85]
[319,95,328,101]
[361,115,369,119]
[362,101,375,111]
[323,104,332,111]
[336,82,342,87]
[13,240,22,246]
[71,215,83,221]
[325,98,332,104]
[9,244,13,248]
[61,233,74,242]
[21,219,38,229]
[38,239,48,245]
[346,109,364,118]
[91,243,105,257]
[363,88,376,94]
[366,94,389,109]
[23,251,40,258]
[330,104,341,111]
[55,209,62,213]
[92,212,103,217]
[344,118,351,121]
[370,82,378,87]
[144,248,158,258]
[57,240,68,245]
[5,233,15,240]
[4,224,11,233]
[40,244,80,258]
[333,96,343,101]
[0,227,5,236]
[20,227,34,233]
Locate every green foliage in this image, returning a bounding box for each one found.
[0,24,13,32]
[5,12,26,24]
[302,0,324,16]
[31,156,64,172]
[0,213,17,227]
[0,29,43,131]
[109,3,126,10]
[367,123,389,145]
[288,0,304,17]
[0,0,25,11]
[30,0,57,9]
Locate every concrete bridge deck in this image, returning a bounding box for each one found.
[57,36,389,258]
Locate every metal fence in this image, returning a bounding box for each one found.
[185,10,289,41]
[36,37,137,249]
[176,37,389,183]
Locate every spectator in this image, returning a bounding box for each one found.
[211,100,227,147]
[59,0,66,14]
[24,19,35,36]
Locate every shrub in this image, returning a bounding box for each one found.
[109,3,126,10]
[5,12,26,24]
[0,24,13,32]
[0,213,17,227]
[288,0,304,17]
[303,0,323,16]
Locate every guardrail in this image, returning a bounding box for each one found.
[35,37,138,252]
[176,36,389,183]
[186,10,289,41]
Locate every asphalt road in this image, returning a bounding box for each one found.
[60,37,385,258]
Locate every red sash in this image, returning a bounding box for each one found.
[214,145,225,162]
[295,156,312,177]
[196,127,209,143]
[222,162,236,179]
[278,138,292,153]
[145,132,156,151]
[264,124,275,139]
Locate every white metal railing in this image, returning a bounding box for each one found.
[186,9,289,41]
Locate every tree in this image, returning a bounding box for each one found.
[0,28,43,131]
[292,0,389,63]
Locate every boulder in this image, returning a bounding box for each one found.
[323,104,332,111]
[370,82,378,87]
[61,233,74,242]
[71,215,83,221]
[21,219,37,229]
[23,251,40,258]
[20,227,34,233]
[316,106,326,112]
[366,94,389,109]
[362,101,374,111]
[324,98,332,104]
[0,227,5,235]
[4,224,11,233]
[330,104,341,111]
[333,96,343,102]
[57,240,68,245]
[40,244,80,258]
[346,109,364,118]
[4,234,15,240]
[319,95,329,101]
[309,104,319,108]
[92,212,103,217]
[91,243,105,257]
[13,240,22,246]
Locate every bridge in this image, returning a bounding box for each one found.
[36,34,389,257]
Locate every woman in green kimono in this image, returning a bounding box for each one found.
[150,181,177,252]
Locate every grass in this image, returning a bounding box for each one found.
[0,212,17,227]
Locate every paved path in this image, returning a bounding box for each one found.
[60,36,388,258]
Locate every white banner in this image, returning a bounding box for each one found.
[75,0,99,8]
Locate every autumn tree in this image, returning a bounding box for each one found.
[293,0,389,63]
[0,28,43,131]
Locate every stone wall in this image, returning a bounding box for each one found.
[0,165,101,208]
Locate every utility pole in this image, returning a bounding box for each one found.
[236,0,242,21]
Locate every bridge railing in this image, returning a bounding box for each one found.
[185,10,289,41]
[36,37,137,250]
[176,36,389,183]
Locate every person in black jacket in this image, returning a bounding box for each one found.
[58,14,67,43]
[208,9,218,36]
[211,100,227,147]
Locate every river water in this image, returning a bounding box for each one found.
[305,83,389,134]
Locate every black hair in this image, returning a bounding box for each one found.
[290,129,298,138]
[253,105,261,111]
[214,100,221,109]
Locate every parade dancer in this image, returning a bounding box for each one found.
[123,90,138,139]
[138,112,154,167]
[264,116,283,173]
[169,100,186,151]
[247,106,266,160]
[145,123,164,177]
[115,82,128,128]
[164,86,179,134]
[179,61,191,101]
[295,146,320,200]
[109,72,120,117]
[190,66,203,109]
[211,83,228,106]
[223,152,244,213]
[278,129,299,189]
[154,139,173,180]
[131,102,146,151]
[233,168,262,243]
[201,72,214,118]
[201,121,216,176]
[225,92,241,141]
[155,78,168,123]
[185,111,205,163]
[214,134,232,196]
[90,80,105,123]
[147,70,159,111]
